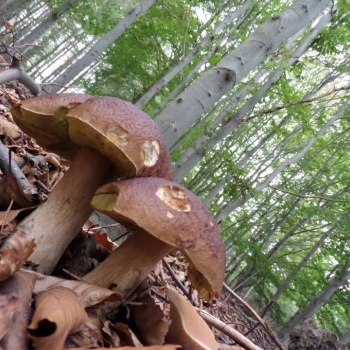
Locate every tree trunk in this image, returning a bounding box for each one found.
[0,0,31,18]
[278,266,350,342]
[16,0,78,51]
[156,0,332,150]
[173,10,332,181]
[49,0,156,92]
[135,0,254,109]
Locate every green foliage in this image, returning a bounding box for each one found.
[338,0,350,14]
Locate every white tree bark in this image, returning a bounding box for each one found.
[271,226,336,303]
[279,265,350,342]
[0,0,31,18]
[156,0,332,151]
[16,0,78,51]
[174,10,332,181]
[215,97,350,222]
[49,0,157,92]
[135,0,254,109]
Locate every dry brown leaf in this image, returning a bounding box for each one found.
[28,286,88,350]
[66,317,106,349]
[0,270,36,349]
[0,228,36,281]
[166,288,218,350]
[27,270,122,307]
[5,20,14,31]
[110,322,143,347]
[132,292,171,345]
[0,207,35,228]
[89,231,117,251]
[0,117,21,138]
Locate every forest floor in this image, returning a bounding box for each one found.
[0,77,346,350]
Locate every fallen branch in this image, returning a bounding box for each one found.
[0,57,40,95]
[0,140,38,206]
[198,309,263,350]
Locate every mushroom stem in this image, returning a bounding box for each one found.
[83,229,172,299]
[15,147,113,274]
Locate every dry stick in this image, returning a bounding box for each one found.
[198,309,263,350]
[269,185,350,203]
[162,258,197,305]
[0,140,37,199]
[223,283,286,350]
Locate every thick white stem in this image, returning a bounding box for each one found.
[83,229,172,299]
[15,147,112,274]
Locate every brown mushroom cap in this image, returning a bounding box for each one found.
[91,177,226,300]
[12,93,91,160]
[12,94,173,179]
[66,96,173,179]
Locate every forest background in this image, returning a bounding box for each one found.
[1,0,350,345]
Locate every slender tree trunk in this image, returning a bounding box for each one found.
[340,329,350,344]
[16,0,78,51]
[135,0,254,109]
[174,10,332,181]
[270,226,336,303]
[156,0,332,150]
[0,0,31,18]
[278,265,350,342]
[49,0,157,92]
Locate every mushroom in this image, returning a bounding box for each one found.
[9,94,173,274]
[83,177,226,301]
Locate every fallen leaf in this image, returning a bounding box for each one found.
[27,270,122,307]
[27,286,88,350]
[132,291,171,345]
[166,288,218,350]
[0,207,35,228]
[110,322,143,347]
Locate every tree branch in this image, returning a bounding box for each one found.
[269,185,350,203]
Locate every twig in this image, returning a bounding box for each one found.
[61,268,83,281]
[244,85,350,122]
[0,140,37,200]
[198,309,263,350]
[269,185,350,203]
[0,56,40,95]
[162,258,198,306]
[224,283,286,350]
[150,287,169,302]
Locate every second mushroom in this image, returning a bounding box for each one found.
[83,177,226,301]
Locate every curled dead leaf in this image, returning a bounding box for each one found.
[166,288,218,350]
[28,286,88,350]
[0,117,21,138]
[27,270,122,308]
[131,292,171,345]
[5,20,14,31]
